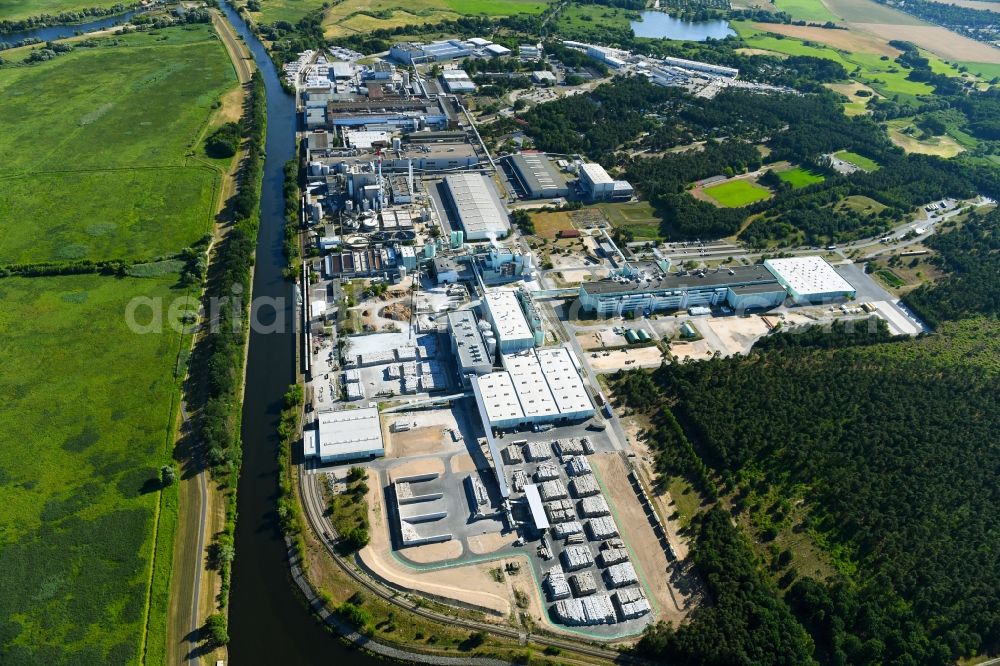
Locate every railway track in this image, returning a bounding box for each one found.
[297,465,651,665]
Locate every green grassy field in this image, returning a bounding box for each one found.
[777,166,826,188]
[554,3,635,42]
[835,150,880,171]
[248,0,547,37]
[733,22,947,100]
[703,180,772,207]
[0,24,236,263]
[772,0,841,23]
[0,0,124,21]
[0,273,189,663]
[597,201,664,240]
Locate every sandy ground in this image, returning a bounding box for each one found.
[450,451,478,474]
[668,339,715,362]
[556,267,609,285]
[387,426,448,458]
[361,471,513,616]
[592,454,689,624]
[850,23,1000,63]
[587,346,664,373]
[703,316,771,356]
[389,457,445,481]
[754,22,900,55]
[400,540,464,564]
[578,328,628,350]
[468,532,518,555]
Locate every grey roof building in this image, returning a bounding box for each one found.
[509,152,570,199]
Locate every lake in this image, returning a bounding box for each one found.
[630,11,735,41]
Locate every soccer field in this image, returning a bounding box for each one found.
[703,180,772,207]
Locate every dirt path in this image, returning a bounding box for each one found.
[592,453,693,625]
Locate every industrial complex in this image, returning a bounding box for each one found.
[282,35,921,647]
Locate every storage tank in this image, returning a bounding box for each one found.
[625,329,638,344]
[344,200,354,214]
[521,252,534,274]
[392,136,402,151]
[450,230,464,249]
[360,215,378,231]
[423,243,436,259]
[309,161,323,176]
[484,334,497,357]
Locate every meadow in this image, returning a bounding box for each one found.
[244,0,548,38]
[703,180,772,207]
[0,20,238,664]
[597,201,664,240]
[0,0,124,22]
[777,166,826,188]
[771,0,841,23]
[0,24,236,263]
[0,273,189,663]
[734,21,990,101]
[834,149,880,171]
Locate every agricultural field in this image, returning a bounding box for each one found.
[777,166,826,188]
[834,149,880,171]
[735,21,994,100]
[0,0,124,21]
[0,272,189,663]
[0,20,239,664]
[0,24,237,263]
[245,0,548,38]
[771,0,841,23]
[703,179,772,207]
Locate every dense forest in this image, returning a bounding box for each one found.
[614,318,1000,665]
[904,208,1000,326]
[638,508,816,665]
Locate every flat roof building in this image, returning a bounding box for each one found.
[316,407,385,463]
[579,162,614,200]
[447,310,492,385]
[483,290,533,353]
[510,152,570,199]
[441,69,477,93]
[579,263,785,317]
[505,351,560,422]
[443,173,511,241]
[535,347,594,421]
[523,483,551,530]
[471,372,524,430]
[764,256,857,303]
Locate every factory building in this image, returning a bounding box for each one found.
[764,256,857,303]
[389,40,474,64]
[509,152,570,199]
[308,407,385,463]
[660,56,738,78]
[471,371,524,430]
[440,69,476,93]
[482,290,534,353]
[579,263,786,317]
[447,310,493,385]
[442,173,511,240]
[578,162,632,201]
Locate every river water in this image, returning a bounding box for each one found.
[219,4,380,663]
[630,11,735,40]
[0,9,140,46]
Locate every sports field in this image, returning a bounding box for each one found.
[0,24,236,263]
[0,273,188,663]
[777,167,826,188]
[835,150,880,171]
[703,180,772,207]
